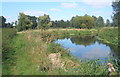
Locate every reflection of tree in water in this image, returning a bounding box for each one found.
[70,36,95,46]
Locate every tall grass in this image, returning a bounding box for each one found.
[97,28,118,46]
[2,28,17,74]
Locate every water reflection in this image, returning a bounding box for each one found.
[71,36,95,46]
[54,36,119,61]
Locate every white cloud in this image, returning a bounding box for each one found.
[50,8,60,11]
[3,16,16,23]
[4,16,12,19]
[61,3,78,8]
[81,0,112,8]
[83,48,110,59]
[22,10,47,17]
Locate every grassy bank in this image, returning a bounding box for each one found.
[97,27,118,46]
[2,28,119,75]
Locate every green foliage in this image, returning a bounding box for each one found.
[17,13,33,31]
[92,15,98,27]
[97,28,118,45]
[37,14,52,30]
[112,1,120,26]
[52,20,72,28]
[2,28,17,74]
[27,15,37,29]
[71,15,95,29]
[106,19,111,27]
[2,28,17,52]
[96,16,105,28]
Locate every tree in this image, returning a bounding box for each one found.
[0,16,6,28]
[71,16,83,28]
[51,20,57,28]
[83,15,95,28]
[66,20,72,28]
[96,16,105,27]
[106,19,111,27]
[71,15,95,29]
[112,0,120,27]
[27,15,37,29]
[37,14,52,30]
[17,13,33,31]
[92,15,98,27]
[6,22,13,28]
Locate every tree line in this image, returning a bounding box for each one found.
[0,1,119,31]
[0,16,16,28]
[0,14,112,31]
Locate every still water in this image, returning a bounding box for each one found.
[54,36,119,61]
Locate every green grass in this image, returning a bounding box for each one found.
[2,28,17,74]
[2,28,119,75]
[97,27,118,46]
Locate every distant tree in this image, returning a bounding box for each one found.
[112,0,120,27]
[106,19,111,27]
[71,15,95,29]
[37,14,52,30]
[54,20,58,28]
[17,13,33,31]
[66,20,72,28]
[83,15,95,29]
[51,20,57,28]
[96,16,105,27]
[71,16,83,28]
[6,23,13,28]
[27,15,37,29]
[0,16,6,28]
[58,20,67,28]
[92,15,98,27]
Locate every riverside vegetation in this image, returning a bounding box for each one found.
[2,1,120,75]
[2,27,119,75]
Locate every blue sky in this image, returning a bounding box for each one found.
[1,1,113,23]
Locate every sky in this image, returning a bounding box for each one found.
[1,0,113,23]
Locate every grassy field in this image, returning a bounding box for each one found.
[2,27,119,75]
